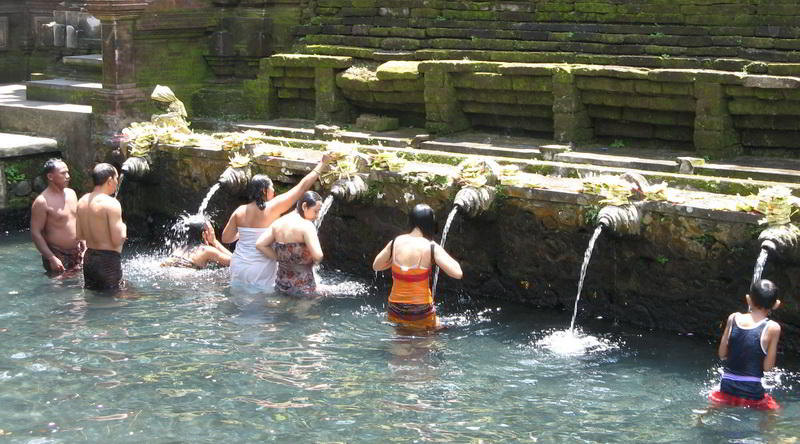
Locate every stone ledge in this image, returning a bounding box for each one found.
[0,133,59,158]
[376,61,421,80]
[269,54,353,68]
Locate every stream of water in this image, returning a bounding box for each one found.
[431,206,459,298]
[197,183,221,216]
[752,246,770,284]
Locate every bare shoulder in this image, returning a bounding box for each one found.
[767,320,781,333]
[32,193,47,208]
[65,188,79,200]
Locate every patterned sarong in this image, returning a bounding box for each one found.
[42,244,82,274]
[709,390,780,410]
[83,249,122,291]
[388,302,438,330]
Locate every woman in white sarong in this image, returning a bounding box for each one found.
[222,153,331,291]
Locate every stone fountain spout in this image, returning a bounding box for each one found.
[218,165,252,196]
[757,224,800,263]
[120,156,151,181]
[453,186,496,218]
[330,175,367,202]
[596,203,643,237]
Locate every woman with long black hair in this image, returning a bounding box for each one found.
[221,153,331,291]
[372,204,463,331]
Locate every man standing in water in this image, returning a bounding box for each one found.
[30,158,84,275]
[76,163,126,291]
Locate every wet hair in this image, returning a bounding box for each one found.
[247,174,273,210]
[750,279,779,310]
[43,158,65,176]
[91,163,117,186]
[185,215,207,247]
[409,203,437,240]
[296,191,322,216]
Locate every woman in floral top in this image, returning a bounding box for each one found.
[256,191,324,297]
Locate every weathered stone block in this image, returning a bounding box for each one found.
[355,113,400,131]
[391,79,425,91]
[453,73,512,90]
[270,54,353,68]
[576,77,636,93]
[376,61,421,80]
[511,76,552,92]
[373,91,425,104]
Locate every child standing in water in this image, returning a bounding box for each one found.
[710,279,782,410]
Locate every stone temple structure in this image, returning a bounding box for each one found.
[0,0,799,346]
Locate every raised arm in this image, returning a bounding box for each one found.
[372,240,393,271]
[255,227,277,260]
[30,196,62,271]
[718,313,735,360]
[433,244,463,279]
[303,222,323,263]
[763,321,782,371]
[221,209,240,244]
[268,154,331,215]
[106,199,127,249]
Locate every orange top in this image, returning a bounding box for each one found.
[389,264,433,305]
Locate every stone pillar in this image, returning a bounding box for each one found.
[552,68,593,144]
[693,82,742,159]
[315,67,351,123]
[86,1,149,164]
[423,68,469,134]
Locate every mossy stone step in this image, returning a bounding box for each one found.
[25,79,101,105]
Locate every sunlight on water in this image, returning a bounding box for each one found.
[535,328,621,356]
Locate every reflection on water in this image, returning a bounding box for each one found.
[1,230,800,443]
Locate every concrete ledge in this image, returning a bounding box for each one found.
[269,54,353,69]
[62,54,102,69]
[0,133,59,158]
[25,79,102,105]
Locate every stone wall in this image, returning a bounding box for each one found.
[117,144,800,350]
[299,0,800,68]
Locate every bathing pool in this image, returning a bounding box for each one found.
[1,231,798,443]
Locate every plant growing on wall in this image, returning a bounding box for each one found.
[4,165,26,184]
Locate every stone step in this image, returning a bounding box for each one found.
[62,54,102,70]
[25,79,101,105]
[419,134,543,160]
[0,132,59,158]
[0,84,92,156]
[235,118,420,148]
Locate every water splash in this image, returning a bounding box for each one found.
[569,225,604,333]
[432,206,460,297]
[315,195,335,230]
[198,183,221,216]
[752,247,769,284]
[536,328,619,357]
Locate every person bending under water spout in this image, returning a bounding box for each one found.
[76,164,126,291]
[256,191,325,297]
[710,279,782,410]
[163,215,231,269]
[372,204,463,332]
[222,153,331,292]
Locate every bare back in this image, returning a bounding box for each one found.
[271,212,313,244]
[77,191,126,252]
[392,234,434,269]
[31,187,79,250]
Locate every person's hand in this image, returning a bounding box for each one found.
[320,152,333,166]
[48,255,65,273]
[203,222,216,245]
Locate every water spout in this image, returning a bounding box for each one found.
[315,195,335,230]
[197,182,221,215]
[596,204,642,237]
[330,176,367,202]
[218,165,252,196]
[120,156,151,181]
[453,186,496,218]
[757,224,800,263]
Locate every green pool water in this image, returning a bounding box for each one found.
[1,230,798,443]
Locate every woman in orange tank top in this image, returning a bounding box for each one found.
[372,204,463,331]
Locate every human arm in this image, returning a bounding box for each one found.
[255,227,277,260]
[197,245,231,267]
[372,240,393,271]
[433,244,463,279]
[267,153,332,215]
[30,196,63,271]
[718,313,735,360]
[107,199,127,249]
[203,221,232,256]
[763,321,782,371]
[221,209,240,244]
[303,222,323,263]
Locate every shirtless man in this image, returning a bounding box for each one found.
[76,163,127,291]
[30,158,84,275]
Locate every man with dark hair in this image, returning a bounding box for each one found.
[76,163,127,291]
[30,158,84,275]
